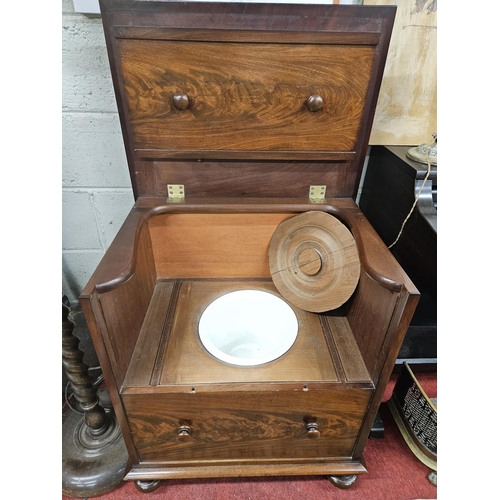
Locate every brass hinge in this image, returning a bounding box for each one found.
[167,184,185,203]
[309,185,326,203]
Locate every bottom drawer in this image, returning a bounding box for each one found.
[122,389,372,463]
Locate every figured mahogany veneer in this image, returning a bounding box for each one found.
[122,389,372,463]
[99,0,396,199]
[80,1,416,488]
[119,40,374,154]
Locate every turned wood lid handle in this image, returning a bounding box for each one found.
[176,425,192,442]
[305,422,320,438]
[173,93,189,110]
[306,95,323,112]
[298,248,322,276]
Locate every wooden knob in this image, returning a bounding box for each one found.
[173,94,189,110]
[176,425,192,442]
[305,422,320,438]
[306,95,323,112]
[297,248,322,276]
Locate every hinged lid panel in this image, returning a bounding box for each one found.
[118,40,374,154]
[100,0,395,199]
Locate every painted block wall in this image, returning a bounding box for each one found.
[62,0,134,305]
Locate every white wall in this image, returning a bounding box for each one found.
[62,0,134,305]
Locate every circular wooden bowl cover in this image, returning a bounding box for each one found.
[268,211,360,313]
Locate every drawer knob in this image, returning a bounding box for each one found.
[305,422,320,438]
[176,425,192,442]
[173,93,189,110]
[306,95,323,112]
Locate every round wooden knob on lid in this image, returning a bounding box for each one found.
[176,425,192,442]
[297,248,322,276]
[306,95,323,112]
[268,211,360,313]
[173,93,189,110]
[305,422,320,438]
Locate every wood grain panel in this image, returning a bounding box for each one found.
[152,160,358,198]
[122,389,371,462]
[114,27,381,46]
[148,212,294,279]
[160,280,338,385]
[119,39,374,90]
[97,227,157,386]
[346,271,398,381]
[123,280,176,387]
[125,461,368,481]
[103,0,393,36]
[324,314,371,383]
[118,40,375,153]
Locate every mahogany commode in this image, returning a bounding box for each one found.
[80,1,418,491]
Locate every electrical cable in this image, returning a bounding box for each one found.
[387,137,435,249]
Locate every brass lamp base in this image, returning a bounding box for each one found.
[406,133,437,165]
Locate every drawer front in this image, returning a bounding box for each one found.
[118,40,375,155]
[122,389,371,463]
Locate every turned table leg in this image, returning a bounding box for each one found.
[62,301,109,435]
[62,297,128,498]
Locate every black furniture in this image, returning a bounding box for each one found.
[359,146,437,370]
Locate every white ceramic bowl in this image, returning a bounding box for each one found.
[198,290,299,366]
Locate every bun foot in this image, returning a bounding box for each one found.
[328,474,358,489]
[134,480,162,493]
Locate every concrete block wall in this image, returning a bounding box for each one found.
[62,0,134,305]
